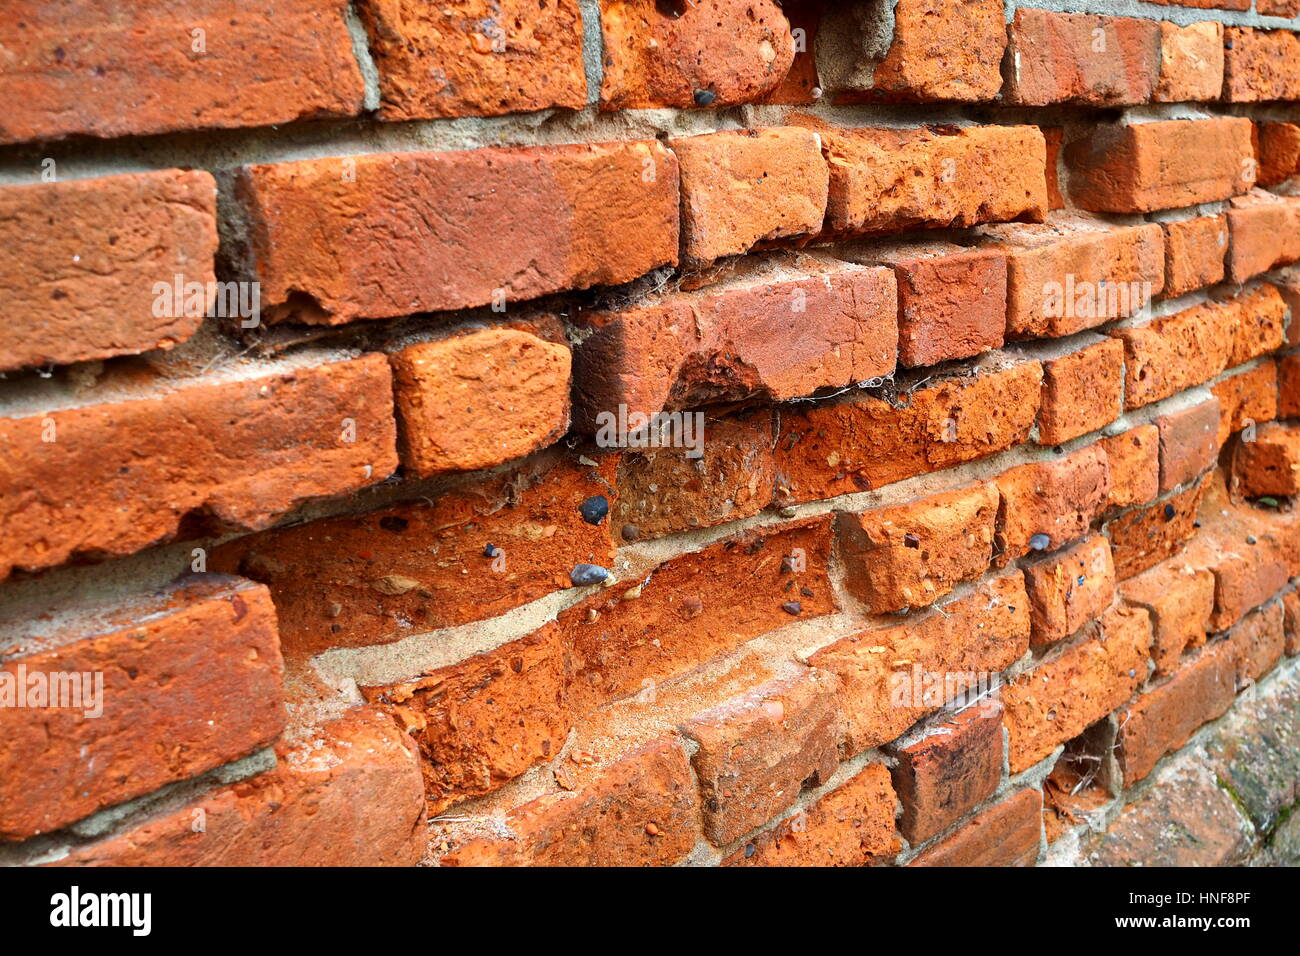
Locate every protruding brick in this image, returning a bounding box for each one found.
[1110,297,1235,410]
[1210,361,1278,448]
[682,668,841,844]
[888,702,1004,844]
[1121,558,1215,676]
[672,127,828,264]
[356,0,586,119]
[995,444,1112,561]
[1223,27,1300,103]
[1233,421,1300,498]
[0,0,365,144]
[1036,336,1125,445]
[1002,605,1151,772]
[910,789,1042,866]
[0,354,397,580]
[773,358,1042,505]
[817,0,1005,103]
[598,0,794,110]
[1161,215,1227,298]
[1022,534,1117,647]
[1066,118,1254,213]
[0,170,217,373]
[837,483,999,613]
[1255,122,1300,186]
[1153,21,1224,103]
[237,141,679,324]
[1154,395,1221,493]
[390,328,570,477]
[1106,477,1208,579]
[572,253,896,430]
[1100,425,1160,511]
[1003,11,1159,107]
[1226,191,1300,283]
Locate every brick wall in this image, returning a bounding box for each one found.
[2,0,1299,867]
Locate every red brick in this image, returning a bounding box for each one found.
[598,0,794,109]
[722,764,899,866]
[0,0,365,144]
[1182,505,1290,632]
[390,328,570,477]
[361,626,569,814]
[1100,425,1160,510]
[1106,477,1208,579]
[1022,534,1117,647]
[760,0,819,105]
[1224,602,1285,684]
[1161,215,1227,298]
[834,239,1006,368]
[909,789,1042,866]
[1116,641,1237,784]
[1154,21,1224,103]
[978,217,1163,339]
[1226,191,1300,283]
[1258,0,1300,13]
[817,0,1005,103]
[1211,361,1278,449]
[773,358,1042,505]
[995,444,1112,561]
[1002,605,1151,772]
[1155,395,1221,493]
[237,141,679,324]
[1044,127,1065,211]
[0,575,284,840]
[613,411,775,541]
[210,451,616,656]
[572,252,896,430]
[1109,298,1234,410]
[1223,28,1300,103]
[1120,558,1215,676]
[838,483,998,614]
[1003,11,1159,107]
[356,0,586,119]
[0,170,217,373]
[682,668,841,844]
[1066,118,1255,213]
[672,127,828,264]
[1229,285,1287,369]
[888,702,1004,844]
[436,735,701,866]
[1232,421,1300,497]
[810,569,1031,754]
[1255,122,1300,186]
[60,708,424,866]
[1281,353,1300,418]
[0,354,397,581]
[563,519,837,713]
[1037,336,1125,445]
[811,123,1048,238]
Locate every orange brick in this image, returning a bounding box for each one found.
[1226,191,1300,283]
[1022,534,1117,647]
[1153,21,1224,103]
[1100,425,1160,510]
[1160,215,1227,298]
[1110,298,1234,410]
[1255,122,1300,186]
[1211,361,1278,448]
[1003,11,1159,107]
[1280,353,1300,418]
[1223,602,1285,684]
[1223,27,1300,103]
[1107,477,1208,579]
[1232,421,1300,497]
[1282,590,1300,656]
[1154,395,1221,493]
[909,789,1042,866]
[1120,558,1215,676]
[1037,336,1125,445]
[994,445,1112,561]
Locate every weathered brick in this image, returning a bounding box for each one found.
[672,127,828,264]
[1283,590,1300,656]
[1233,421,1300,498]
[0,0,365,144]
[888,702,1003,844]
[838,483,998,614]
[1226,191,1300,282]
[599,0,793,109]
[237,141,679,324]
[810,569,1031,754]
[722,764,899,866]
[681,668,841,844]
[1281,352,1300,418]
[812,123,1048,238]
[817,0,1005,103]
[1099,425,1160,511]
[210,451,616,656]
[1155,395,1221,493]
[391,328,570,477]
[1211,361,1278,449]
[1106,477,1208,579]
[834,239,1006,368]
[994,444,1112,561]
[1109,298,1234,410]
[356,0,586,119]
[1182,503,1290,631]
[1043,127,1065,211]
[1160,215,1227,298]
[760,0,819,105]
[1066,118,1254,213]
[1153,20,1224,103]
[1002,605,1151,772]
[572,252,896,431]
[0,170,217,373]
[0,575,284,840]
[773,358,1042,505]
[977,217,1163,339]
[59,708,424,866]
[1224,602,1286,684]
[1120,558,1215,676]
[0,354,397,580]
[1037,336,1125,445]
[1255,122,1300,186]
[909,789,1041,866]
[1022,534,1117,647]
[1223,27,1300,103]
[1003,11,1159,107]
